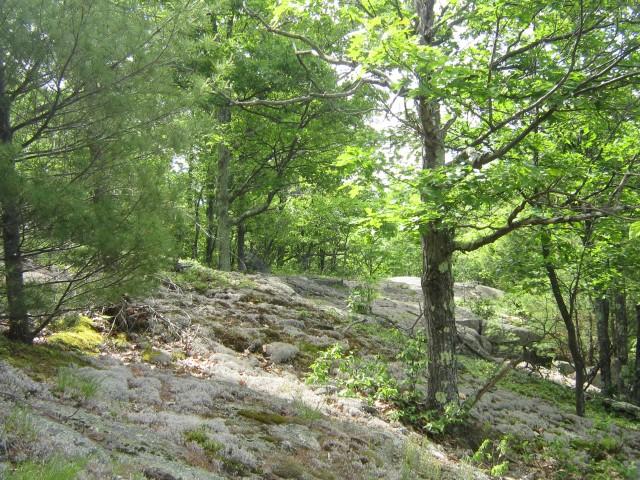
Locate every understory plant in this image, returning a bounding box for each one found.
[307,340,467,433]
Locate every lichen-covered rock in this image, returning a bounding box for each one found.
[263,342,299,363]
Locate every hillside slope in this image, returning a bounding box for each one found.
[0,268,638,479]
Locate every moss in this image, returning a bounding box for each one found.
[48,316,102,353]
[238,409,302,425]
[171,350,187,361]
[110,332,129,350]
[298,341,323,355]
[0,335,89,381]
[211,326,251,352]
[183,428,223,457]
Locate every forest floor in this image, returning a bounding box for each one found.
[0,266,639,479]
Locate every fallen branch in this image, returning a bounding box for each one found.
[464,356,522,411]
[602,398,640,419]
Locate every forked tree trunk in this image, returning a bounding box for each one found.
[215,103,232,271]
[0,64,30,343]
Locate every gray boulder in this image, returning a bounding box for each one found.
[457,325,493,358]
[455,306,484,333]
[263,342,299,363]
[487,321,542,347]
[553,360,576,375]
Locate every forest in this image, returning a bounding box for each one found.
[1,0,640,479]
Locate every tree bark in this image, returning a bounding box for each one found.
[633,304,640,404]
[613,291,628,393]
[541,233,586,416]
[236,222,246,271]
[215,103,232,271]
[204,164,216,266]
[614,292,628,363]
[596,296,613,396]
[0,64,30,342]
[414,0,459,410]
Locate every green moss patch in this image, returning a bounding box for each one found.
[48,316,102,353]
[0,335,89,381]
[238,409,302,425]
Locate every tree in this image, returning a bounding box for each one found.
[179,0,375,270]
[0,0,185,343]
[236,0,640,410]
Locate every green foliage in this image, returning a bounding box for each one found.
[307,344,398,402]
[5,456,87,480]
[347,282,378,315]
[470,436,511,477]
[307,341,469,434]
[306,343,346,385]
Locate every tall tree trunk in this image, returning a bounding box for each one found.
[215,103,232,271]
[613,291,628,393]
[0,64,30,342]
[191,185,202,260]
[596,296,613,396]
[319,249,325,273]
[633,304,640,404]
[541,233,586,416]
[614,292,628,362]
[204,172,216,266]
[236,222,246,272]
[414,0,459,410]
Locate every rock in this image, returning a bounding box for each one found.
[457,325,493,359]
[270,423,320,450]
[149,350,172,366]
[143,467,182,480]
[553,360,576,375]
[455,307,484,333]
[487,322,542,347]
[475,285,505,299]
[263,342,299,363]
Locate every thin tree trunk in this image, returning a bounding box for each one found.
[319,249,325,273]
[596,296,613,396]
[236,222,246,272]
[541,233,586,416]
[614,292,628,363]
[192,186,203,260]
[614,291,628,393]
[633,305,640,404]
[0,64,30,342]
[204,178,215,266]
[215,103,232,271]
